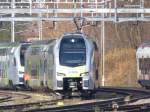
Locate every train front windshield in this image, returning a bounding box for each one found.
[20,44,30,66]
[59,35,86,67]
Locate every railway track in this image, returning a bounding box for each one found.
[0,87,149,111]
[24,87,150,112]
[113,103,150,112]
[0,90,32,103]
[0,91,12,103]
[0,89,59,111]
[0,99,59,110]
[95,87,150,111]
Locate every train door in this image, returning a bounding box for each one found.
[24,44,43,89]
[11,56,18,85]
[46,46,54,89]
[93,41,100,88]
[42,50,48,88]
[18,43,31,85]
[39,51,45,88]
[30,59,41,88]
[8,47,18,86]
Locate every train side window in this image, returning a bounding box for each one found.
[44,59,47,73]
[52,54,54,64]
[96,70,99,80]
[13,58,16,66]
[93,41,98,51]
[140,58,150,74]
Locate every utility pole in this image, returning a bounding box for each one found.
[29,0,32,15]
[140,0,144,18]
[11,0,15,42]
[101,0,105,86]
[114,0,117,22]
[38,0,43,40]
[38,20,42,40]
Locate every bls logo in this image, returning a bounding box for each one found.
[69,70,78,74]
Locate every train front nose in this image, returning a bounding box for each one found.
[55,65,92,91]
[56,75,91,91]
[63,78,83,91]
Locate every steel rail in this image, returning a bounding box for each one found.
[25,87,150,112]
[97,87,150,111]
[0,99,59,110]
[25,97,125,112]
[0,90,32,103]
[0,89,61,110]
[0,93,12,103]
[116,103,150,112]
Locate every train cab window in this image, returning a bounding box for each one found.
[20,44,30,66]
[59,35,86,67]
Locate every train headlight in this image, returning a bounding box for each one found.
[57,72,65,76]
[81,72,89,76]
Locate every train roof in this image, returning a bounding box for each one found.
[0,43,10,47]
[137,42,150,58]
[63,32,86,37]
[62,32,96,42]
[31,39,55,45]
[0,42,17,48]
[0,42,32,55]
[26,39,56,55]
[27,40,55,49]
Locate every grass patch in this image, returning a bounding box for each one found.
[105,48,140,87]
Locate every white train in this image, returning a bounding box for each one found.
[9,42,31,87]
[24,32,99,96]
[0,42,31,88]
[136,42,150,89]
